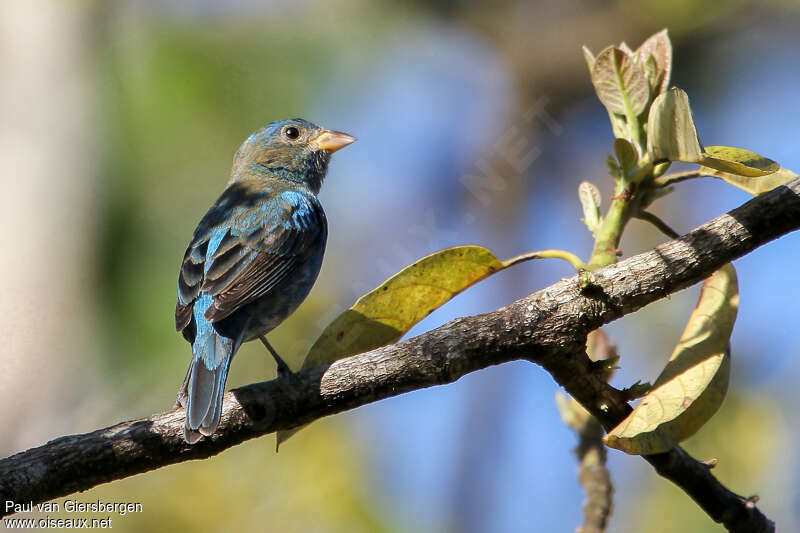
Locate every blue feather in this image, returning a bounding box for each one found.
[184,293,237,443]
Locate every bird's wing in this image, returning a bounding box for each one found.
[175,184,326,332]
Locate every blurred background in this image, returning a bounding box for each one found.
[2,0,799,531]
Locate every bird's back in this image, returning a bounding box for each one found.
[176,178,327,341]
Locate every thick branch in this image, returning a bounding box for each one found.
[2,179,798,531]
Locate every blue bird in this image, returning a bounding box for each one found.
[175,118,355,443]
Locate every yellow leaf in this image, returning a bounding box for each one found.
[699,146,780,177]
[303,245,509,368]
[277,245,531,447]
[604,264,738,455]
[700,165,798,195]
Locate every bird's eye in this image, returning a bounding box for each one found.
[284,126,300,140]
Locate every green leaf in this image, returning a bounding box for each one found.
[277,245,531,447]
[605,264,738,455]
[578,181,602,234]
[646,88,703,163]
[607,112,630,141]
[700,166,798,195]
[635,29,672,95]
[591,46,650,117]
[699,145,779,177]
[606,153,621,178]
[614,138,639,171]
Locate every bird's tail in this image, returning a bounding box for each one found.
[177,295,241,444]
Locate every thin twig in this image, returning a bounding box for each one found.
[652,170,705,188]
[634,210,681,239]
[557,330,617,533]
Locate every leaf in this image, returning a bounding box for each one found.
[582,45,595,72]
[699,146,779,177]
[607,112,630,141]
[645,94,783,187]
[636,29,672,94]
[700,166,798,195]
[606,153,621,177]
[614,138,639,171]
[302,246,513,368]
[646,88,703,163]
[604,264,738,455]
[277,245,531,447]
[587,329,619,381]
[591,46,650,117]
[578,181,602,233]
[642,55,659,92]
[618,41,634,56]
[587,329,616,360]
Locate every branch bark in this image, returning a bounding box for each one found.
[2,178,799,532]
[558,330,618,533]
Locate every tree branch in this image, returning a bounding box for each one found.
[557,330,618,533]
[2,178,798,532]
[557,393,615,533]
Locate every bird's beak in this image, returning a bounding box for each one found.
[309,130,356,153]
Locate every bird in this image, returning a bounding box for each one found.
[174,118,355,444]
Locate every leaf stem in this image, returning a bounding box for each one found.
[503,249,586,271]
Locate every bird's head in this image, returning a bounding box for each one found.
[230,118,355,193]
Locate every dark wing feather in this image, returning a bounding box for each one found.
[175,184,325,332]
[176,244,204,332]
